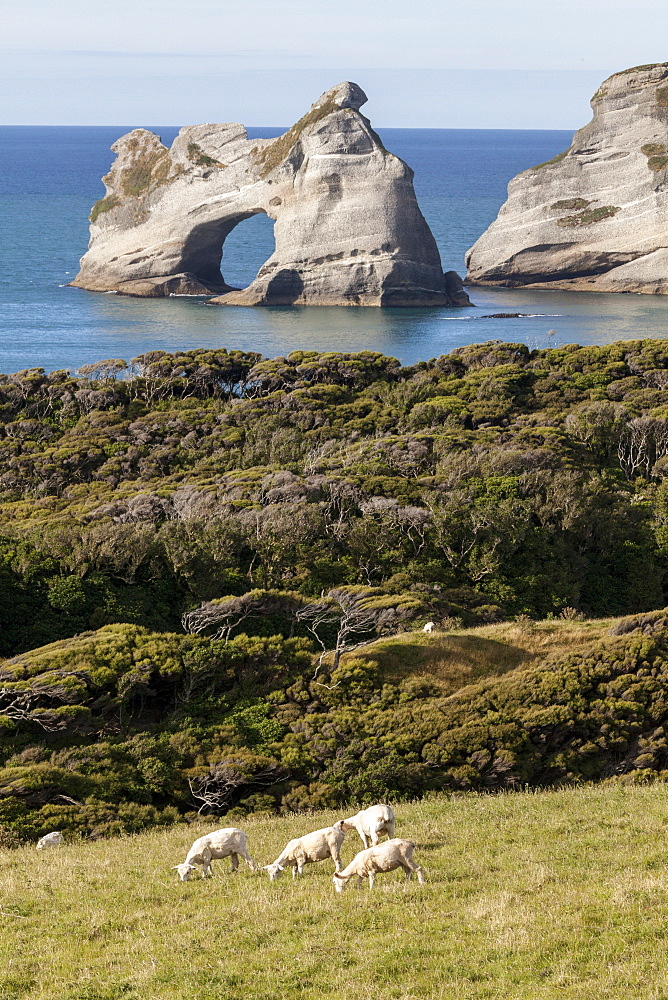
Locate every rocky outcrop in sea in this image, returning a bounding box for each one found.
[466,63,668,294]
[72,82,468,307]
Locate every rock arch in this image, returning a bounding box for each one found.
[72,82,469,307]
[179,209,272,293]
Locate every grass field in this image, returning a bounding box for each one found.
[2,783,668,999]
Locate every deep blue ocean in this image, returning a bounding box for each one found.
[2,125,668,374]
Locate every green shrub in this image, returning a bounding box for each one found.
[89,195,119,223]
[557,205,621,227]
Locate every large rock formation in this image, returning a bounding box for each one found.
[72,82,468,307]
[466,63,668,294]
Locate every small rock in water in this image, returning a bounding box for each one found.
[480,313,531,319]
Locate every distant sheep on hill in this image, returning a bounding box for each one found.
[422,622,435,633]
[36,831,64,850]
[333,838,424,891]
[173,828,256,881]
[340,804,395,848]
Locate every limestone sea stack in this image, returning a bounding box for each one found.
[466,63,668,294]
[72,82,468,307]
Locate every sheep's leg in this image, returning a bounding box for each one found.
[386,819,396,839]
[368,872,375,890]
[292,865,297,880]
[239,848,256,871]
[356,875,363,889]
[370,829,379,846]
[332,848,342,872]
[230,852,239,872]
[403,861,424,884]
[358,828,369,849]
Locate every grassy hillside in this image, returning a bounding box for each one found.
[2,785,668,999]
[351,616,617,691]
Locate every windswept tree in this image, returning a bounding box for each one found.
[183,585,424,670]
[297,586,424,671]
[76,359,128,385]
[188,756,287,815]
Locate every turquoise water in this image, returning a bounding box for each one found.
[2,125,668,373]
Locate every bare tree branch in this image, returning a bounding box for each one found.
[188,760,287,814]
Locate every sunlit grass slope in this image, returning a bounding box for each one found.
[2,784,668,999]
[351,616,616,692]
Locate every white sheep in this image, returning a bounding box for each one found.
[333,838,424,891]
[262,824,346,880]
[340,804,395,848]
[422,621,435,633]
[172,827,256,881]
[36,831,64,850]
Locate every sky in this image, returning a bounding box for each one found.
[2,0,668,127]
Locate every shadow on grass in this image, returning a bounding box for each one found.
[353,633,532,694]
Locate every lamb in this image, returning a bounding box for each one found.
[422,621,435,633]
[333,838,424,892]
[36,831,64,850]
[262,824,346,880]
[340,804,395,848]
[172,827,256,881]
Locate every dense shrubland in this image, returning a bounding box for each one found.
[4,614,668,839]
[4,340,668,836]
[3,340,668,645]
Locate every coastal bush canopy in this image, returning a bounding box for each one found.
[2,339,668,835]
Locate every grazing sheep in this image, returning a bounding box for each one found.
[36,831,64,850]
[340,804,395,848]
[333,838,424,892]
[263,824,346,880]
[422,621,435,633]
[172,827,256,881]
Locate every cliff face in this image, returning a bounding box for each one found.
[466,64,668,294]
[72,83,468,307]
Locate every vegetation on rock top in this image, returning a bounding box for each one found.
[186,142,223,169]
[528,148,570,171]
[89,194,120,224]
[254,99,340,177]
[641,142,668,172]
[550,198,590,211]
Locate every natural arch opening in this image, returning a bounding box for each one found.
[180,211,276,293]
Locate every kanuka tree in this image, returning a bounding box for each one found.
[182,586,424,669]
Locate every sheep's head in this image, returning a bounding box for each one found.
[339,818,356,832]
[262,863,284,881]
[333,820,346,834]
[333,872,349,893]
[172,863,197,882]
